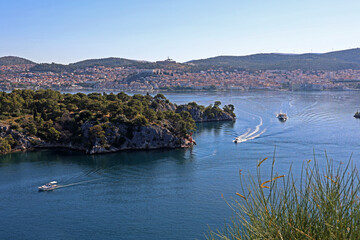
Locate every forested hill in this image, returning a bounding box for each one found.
[0,90,235,155]
[0,56,35,66]
[187,48,360,71]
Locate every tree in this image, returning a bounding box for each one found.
[107,102,121,113]
[66,103,78,112]
[89,125,106,145]
[143,108,157,123]
[0,138,11,154]
[5,135,16,147]
[154,93,166,101]
[117,92,129,102]
[48,127,61,142]
[78,110,92,121]
[132,114,149,126]
[26,122,37,135]
[223,104,235,117]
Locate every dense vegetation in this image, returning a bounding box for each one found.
[207,157,360,239]
[0,90,235,154]
[0,90,199,154]
[176,101,236,121]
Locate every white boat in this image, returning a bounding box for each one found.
[277,113,288,121]
[38,181,58,191]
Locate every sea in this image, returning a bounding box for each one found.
[1,90,359,240]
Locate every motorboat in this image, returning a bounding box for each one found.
[38,181,58,191]
[277,113,288,121]
[354,112,360,119]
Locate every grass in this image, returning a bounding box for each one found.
[207,154,360,239]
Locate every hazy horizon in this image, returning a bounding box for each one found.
[1,0,359,64]
[3,47,360,65]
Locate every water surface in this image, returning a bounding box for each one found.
[1,91,359,239]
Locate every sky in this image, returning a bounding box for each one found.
[1,0,360,64]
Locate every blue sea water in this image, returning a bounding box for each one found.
[0,91,359,239]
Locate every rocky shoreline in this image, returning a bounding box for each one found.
[0,90,235,156]
[0,123,196,155]
[0,109,234,155]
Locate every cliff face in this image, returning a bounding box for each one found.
[84,123,193,154]
[0,125,41,151]
[176,105,235,122]
[0,123,194,155]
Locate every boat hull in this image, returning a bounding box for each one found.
[38,184,58,191]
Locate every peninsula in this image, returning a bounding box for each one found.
[0,90,235,155]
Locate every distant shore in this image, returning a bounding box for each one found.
[2,87,360,94]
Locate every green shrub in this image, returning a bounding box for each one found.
[0,137,11,154]
[48,127,61,142]
[132,114,149,126]
[207,156,360,240]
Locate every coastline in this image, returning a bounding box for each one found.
[0,116,237,156]
[3,87,359,94]
[0,90,236,156]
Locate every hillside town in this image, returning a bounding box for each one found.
[1,63,360,92]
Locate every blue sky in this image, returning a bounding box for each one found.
[1,0,359,63]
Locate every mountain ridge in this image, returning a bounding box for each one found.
[2,48,360,71]
[186,48,360,71]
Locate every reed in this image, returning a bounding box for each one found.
[207,155,360,239]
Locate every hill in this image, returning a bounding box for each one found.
[0,56,35,66]
[70,57,145,68]
[4,48,360,72]
[187,48,360,71]
[30,57,192,72]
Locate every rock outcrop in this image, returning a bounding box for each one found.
[86,123,193,154]
[0,122,194,155]
[0,125,42,151]
[176,105,235,122]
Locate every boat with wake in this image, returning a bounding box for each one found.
[38,181,58,191]
[233,117,266,143]
[354,112,360,119]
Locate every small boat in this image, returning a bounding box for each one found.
[277,113,288,121]
[354,112,360,119]
[38,181,58,191]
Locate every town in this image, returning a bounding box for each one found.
[1,62,360,92]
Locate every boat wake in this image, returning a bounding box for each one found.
[233,117,267,143]
[55,179,102,189]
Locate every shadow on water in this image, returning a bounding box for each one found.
[0,148,191,168]
[0,120,233,168]
[195,120,235,136]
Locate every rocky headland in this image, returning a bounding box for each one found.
[0,90,235,155]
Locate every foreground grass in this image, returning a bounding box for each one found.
[207,155,360,240]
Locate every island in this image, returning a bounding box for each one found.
[0,90,235,155]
